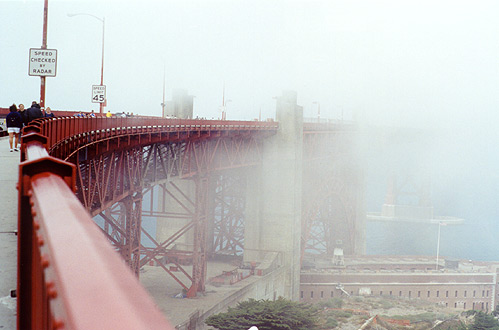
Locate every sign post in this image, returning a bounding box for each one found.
[39,0,49,108]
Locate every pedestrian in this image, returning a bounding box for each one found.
[106,110,112,118]
[45,107,55,118]
[26,101,43,123]
[18,103,28,126]
[88,110,96,118]
[6,104,23,152]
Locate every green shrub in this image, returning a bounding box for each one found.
[325,317,338,328]
[205,297,320,330]
[469,311,499,330]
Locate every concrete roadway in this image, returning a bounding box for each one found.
[0,136,19,329]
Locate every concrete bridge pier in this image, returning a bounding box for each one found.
[154,177,209,297]
[244,91,303,300]
[156,179,196,253]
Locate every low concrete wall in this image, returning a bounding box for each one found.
[176,265,289,330]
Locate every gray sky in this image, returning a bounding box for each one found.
[1,0,498,126]
[2,0,498,186]
[1,0,498,258]
[2,0,498,172]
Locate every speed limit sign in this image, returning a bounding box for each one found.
[92,85,106,103]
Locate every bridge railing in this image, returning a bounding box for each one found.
[27,117,278,155]
[17,127,178,329]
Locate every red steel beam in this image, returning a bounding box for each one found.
[210,173,246,256]
[18,132,173,329]
[187,177,209,297]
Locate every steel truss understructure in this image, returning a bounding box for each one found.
[210,172,247,257]
[75,134,266,297]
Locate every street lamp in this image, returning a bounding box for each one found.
[312,101,321,123]
[435,221,447,270]
[223,100,232,120]
[40,0,49,109]
[67,13,105,114]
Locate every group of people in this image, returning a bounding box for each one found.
[112,111,134,118]
[5,101,55,152]
[75,110,96,118]
[6,104,140,152]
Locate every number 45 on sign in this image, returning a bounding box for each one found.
[92,85,106,103]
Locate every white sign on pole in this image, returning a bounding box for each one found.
[92,85,106,103]
[29,48,57,77]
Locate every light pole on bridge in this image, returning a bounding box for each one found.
[312,101,321,123]
[67,13,106,114]
[39,0,49,109]
[435,221,447,270]
[220,82,232,120]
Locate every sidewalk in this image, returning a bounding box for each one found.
[0,136,19,329]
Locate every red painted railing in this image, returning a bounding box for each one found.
[27,117,278,159]
[17,117,278,329]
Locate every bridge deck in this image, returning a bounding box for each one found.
[0,136,18,329]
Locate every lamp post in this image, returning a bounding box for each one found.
[223,100,232,120]
[160,63,167,118]
[40,0,49,109]
[312,101,321,123]
[435,221,446,270]
[68,13,105,114]
[220,82,232,120]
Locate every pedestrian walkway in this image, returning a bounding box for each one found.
[0,136,19,329]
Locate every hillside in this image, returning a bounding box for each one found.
[316,295,471,329]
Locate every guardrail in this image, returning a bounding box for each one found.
[26,117,278,161]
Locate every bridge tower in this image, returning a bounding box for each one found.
[244,91,303,300]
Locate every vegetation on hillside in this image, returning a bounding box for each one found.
[205,297,320,330]
[205,296,499,330]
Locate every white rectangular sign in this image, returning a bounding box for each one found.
[92,85,106,103]
[29,48,57,77]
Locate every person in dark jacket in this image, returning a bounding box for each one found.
[18,103,28,126]
[26,101,43,123]
[44,107,55,118]
[6,104,23,152]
